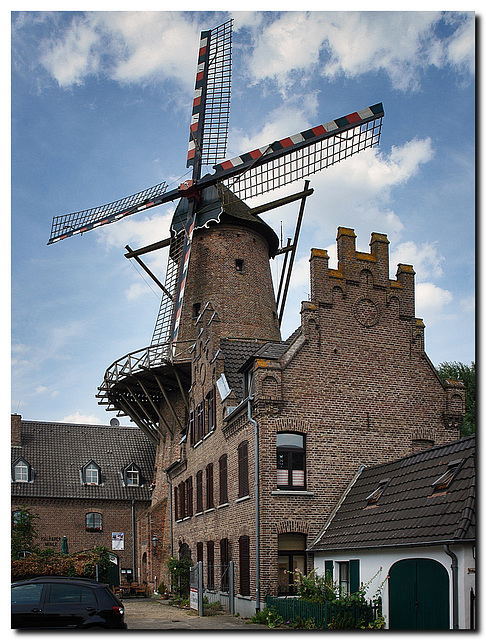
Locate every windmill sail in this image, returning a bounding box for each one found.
[48,181,169,244]
[214,104,383,200]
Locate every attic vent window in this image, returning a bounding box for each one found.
[432,459,462,492]
[235,259,244,272]
[366,478,390,505]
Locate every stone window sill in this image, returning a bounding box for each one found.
[271,490,314,496]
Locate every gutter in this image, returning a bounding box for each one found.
[444,544,459,629]
[247,395,260,612]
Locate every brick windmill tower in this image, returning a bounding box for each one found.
[48,20,386,595]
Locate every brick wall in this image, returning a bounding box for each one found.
[144,226,465,605]
[11,497,149,581]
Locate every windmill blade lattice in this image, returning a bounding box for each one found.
[215,104,383,200]
[187,19,233,172]
[48,181,169,244]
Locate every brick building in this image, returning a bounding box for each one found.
[96,188,464,614]
[11,415,155,586]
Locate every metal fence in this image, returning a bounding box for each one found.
[266,596,380,629]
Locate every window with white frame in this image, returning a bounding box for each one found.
[276,433,305,490]
[124,462,141,486]
[83,461,101,485]
[12,459,30,482]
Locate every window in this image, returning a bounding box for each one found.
[277,433,305,490]
[278,533,306,595]
[220,538,230,592]
[207,541,215,589]
[124,462,141,486]
[47,583,97,605]
[197,542,203,564]
[338,562,350,594]
[196,470,203,513]
[219,455,228,504]
[206,464,214,509]
[366,478,390,505]
[193,302,201,319]
[207,386,216,432]
[11,583,43,605]
[83,461,101,485]
[238,441,249,498]
[178,481,186,519]
[433,460,463,492]
[86,512,102,532]
[239,535,250,596]
[337,560,360,595]
[12,458,32,483]
[235,259,244,272]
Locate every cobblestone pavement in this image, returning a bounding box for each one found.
[122,597,271,630]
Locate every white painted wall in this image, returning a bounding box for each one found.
[313,544,475,629]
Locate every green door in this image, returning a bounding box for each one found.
[389,559,449,630]
[108,553,120,588]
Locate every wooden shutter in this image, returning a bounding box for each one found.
[239,535,250,596]
[349,559,360,593]
[219,455,228,504]
[324,560,334,581]
[238,441,249,497]
[196,470,203,512]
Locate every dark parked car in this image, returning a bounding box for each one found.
[11,576,127,629]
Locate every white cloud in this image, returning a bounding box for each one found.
[38,12,202,90]
[416,282,453,325]
[62,412,102,424]
[244,12,474,92]
[390,240,445,281]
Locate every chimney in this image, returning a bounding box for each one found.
[11,414,22,447]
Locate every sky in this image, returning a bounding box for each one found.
[10,10,475,426]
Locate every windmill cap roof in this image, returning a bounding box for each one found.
[171,184,279,257]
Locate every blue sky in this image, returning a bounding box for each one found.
[11,11,475,425]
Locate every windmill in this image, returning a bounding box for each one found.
[47,19,384,438]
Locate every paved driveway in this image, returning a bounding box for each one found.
[123,597,270,630]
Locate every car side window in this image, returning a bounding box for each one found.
[47,583,97,604]
[11,583,43,605]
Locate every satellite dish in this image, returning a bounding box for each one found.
[110,418,120,427]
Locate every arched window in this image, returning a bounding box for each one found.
[277,433,306,490]
[82,461,101,485]
[86,512,102,531]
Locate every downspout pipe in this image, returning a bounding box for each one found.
[247,396,260,612]
[444,544,459,629]
[131,500,136,581]
[166,471,174,558]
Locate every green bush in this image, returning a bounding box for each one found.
[250,606,284,628]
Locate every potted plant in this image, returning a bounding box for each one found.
[157,581,168,599]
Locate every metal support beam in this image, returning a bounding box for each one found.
[137,378,173,437]
[124,237,171,259]
[116,396,159,445]
[278,180,310,325]
[125,244,173,300]
[250,186,314,216]
[153,373,184,431]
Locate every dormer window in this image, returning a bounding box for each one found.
[12,457,33,483]
[82,461,101,485]
[432,459,463,492]
[124,462,141,487]
[366,478,390,505]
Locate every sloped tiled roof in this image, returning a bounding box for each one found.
[11,420,155,502]
[309,436,475,551]
[220,338,268,401]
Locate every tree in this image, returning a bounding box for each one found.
[437,361,475,436]
[11,507,39,559]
